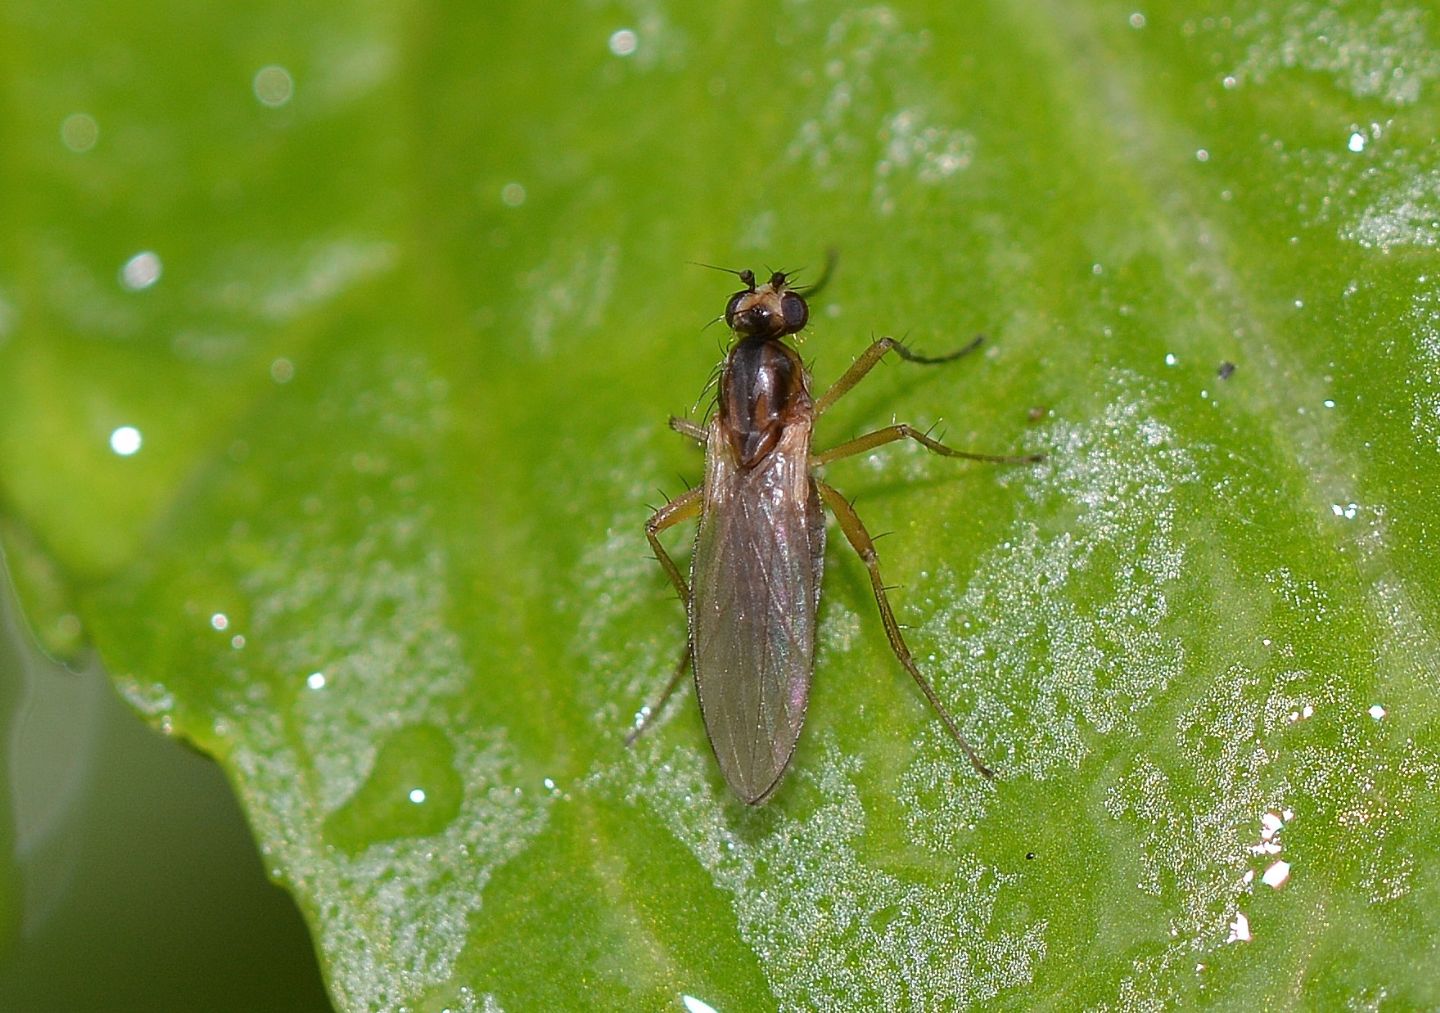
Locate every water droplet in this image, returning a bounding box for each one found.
[109,425,143,456]
[1128,12,1146,29]
[323,723,462,853]
[1368,703,1386,719]
[210,612,229,631]
[307,671,327,690]
[60,113,99,153]
[608,28,638,57]
[253,65,295,107]
[500,182,526,207]
[1347,131,1366,153]
[119,251,163,291]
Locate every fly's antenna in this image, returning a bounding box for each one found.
[689,261,757,291]
[688,260,747,277]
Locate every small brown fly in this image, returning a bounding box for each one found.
[629,263,1041,804]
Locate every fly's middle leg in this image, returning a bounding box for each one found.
[814,424,1043,467]
[815,479,996,779]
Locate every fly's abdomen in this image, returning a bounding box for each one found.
[690,422,822,804]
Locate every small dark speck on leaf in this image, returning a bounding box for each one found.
[1217,361,1236,380]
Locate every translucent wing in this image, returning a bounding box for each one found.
[690,420,825,804]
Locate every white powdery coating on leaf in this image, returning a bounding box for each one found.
[516,241,620,356]
[1403,284,1440,448]
[1230,5,1440,106]
[228,355,549,1011]
[784,6,975,215]
[1099,555,1440,1001]
[619,736,1046,1011]
[1341,170,1440,251]
[915,374,1195,790]
[566,424,681,730]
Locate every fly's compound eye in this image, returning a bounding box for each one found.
[725,291,748,330]
[780,292,809,333]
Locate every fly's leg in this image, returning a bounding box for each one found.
[669,417,707,445]
[646,486,702,603]
[628,487,703,746]
[815,479,995,779]
[815,334,984,418]
[815,425,1043,467]
[626,642,693,746]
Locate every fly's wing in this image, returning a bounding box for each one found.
[690,421,825,804]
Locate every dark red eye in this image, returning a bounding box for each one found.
[725,291,747,329]
[780,292,808,333]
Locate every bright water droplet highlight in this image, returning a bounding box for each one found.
[608,28,638,57]
[120,251,162,291]
[109,426,142,456]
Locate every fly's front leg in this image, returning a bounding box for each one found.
[815,480,995,779]
[669,416,707,445]
[814,334,984,417]
[815,425,1044,467]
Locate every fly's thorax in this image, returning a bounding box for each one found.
[718,337,813,469]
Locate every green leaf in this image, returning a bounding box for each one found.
[4,0,1439,1008]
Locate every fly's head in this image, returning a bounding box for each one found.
[724,270,809,341]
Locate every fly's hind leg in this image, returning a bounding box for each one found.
[629,487,703,746]
[626,642,693,746]
[815,479,995,779]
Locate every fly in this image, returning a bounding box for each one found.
[629,262,1041,804]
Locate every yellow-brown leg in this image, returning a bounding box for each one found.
[815,335,984,418]
[668,416,707,444]
[815,479,995,779]
[629,487,704,745]
[645,487,701,603]
[815,423,1043,467]
[626,641,694,747]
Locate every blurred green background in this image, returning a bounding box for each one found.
[3,0,1440,1010]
